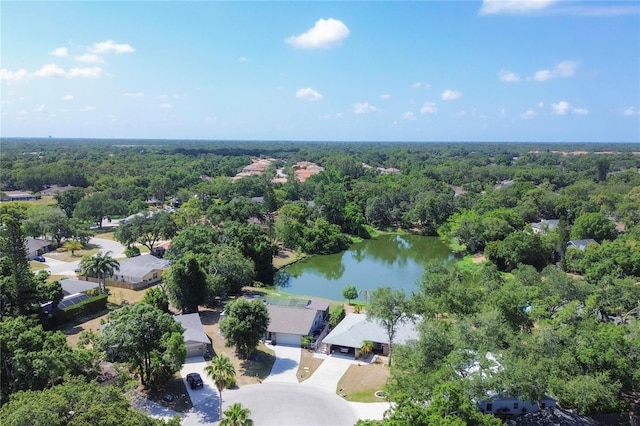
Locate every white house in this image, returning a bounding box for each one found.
[567,239,598,251]
[322,313,419,358]
[174,313,210,358]
[478,393,556,416]
[530,219,560,235]
[109,254,171,289]
[26,238,51,260]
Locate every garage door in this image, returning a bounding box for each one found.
[186,342,205,357]
[276,333,301,347]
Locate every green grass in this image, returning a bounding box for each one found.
[29,261,48,271]
[342,389,382,403]
[94,232,115,240]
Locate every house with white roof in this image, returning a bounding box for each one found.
[322,313,418,358]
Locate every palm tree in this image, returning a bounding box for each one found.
[79,251,120,294]
[220,403,253,426]
[359,340,374,359]
[204,355,236,419]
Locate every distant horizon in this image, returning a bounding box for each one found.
[2,1,638,142]
[2,136,639,146]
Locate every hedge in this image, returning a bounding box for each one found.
[55,294,108,325]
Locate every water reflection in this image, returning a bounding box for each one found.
[274,234,453,301]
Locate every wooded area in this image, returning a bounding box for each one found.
[1,138,639,424]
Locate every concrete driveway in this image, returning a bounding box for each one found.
[223,382,357,426]
[262,343,301,384]
[90,237,126,258]
[301,354,353,394]
[179,356,219,423]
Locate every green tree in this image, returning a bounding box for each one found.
[99,303,186,389]
[329,304,345,327]
[205,355,237,419]
[221,221,277,284]
[54,187,86,218]
[0,216,39,318]
[73,192,126,229]
[164,253,209,313]
[78,251,120,294]
[219,299,269,359]
[367,287,407,366]
[63,240,83,256]
[201,245,255,297]
[220,402,253,426]
[141,287,170,313]
[116,211,177,252]
[570,212,617,242]
[359,340,374,359]
[0,376,178,426]
[0,316,97,403]
[342,284,358,305]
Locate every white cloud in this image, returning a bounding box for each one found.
[499,108,507,118]
[479,0,558,15]
[204,116,218,123]
[296,88,323,102]
[33,64,65,77]
[441,89,462,101]
[498,69,521,82]
[412,82,431,89]
[551,101,587,116]
[50,47,68,57]
[353,102,379,114]
[537,102,545,108]
[75,53,104,63]
[90,40,135,54]
[67,67,102,78]
[124,92,145,98]
[158,95,168,99]
[532,60,579,82]
[552,101,571,115]
[420,102,437,115]
[80,105,96,112]
[62,94,74,101]
[34,104,46,113]
[239,56,249,62]
[0,68,29,83]
[623,106,640,116]
[285,18,350,49]
[402,111,416,120]
[159,103,172,109]
[521,109,538,119]
[380,93,391,99]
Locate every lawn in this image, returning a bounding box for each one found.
[297,348,324,382]
[337,357,391,402]
[47,244,100,262]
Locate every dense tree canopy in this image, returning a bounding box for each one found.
[220,298,269,359]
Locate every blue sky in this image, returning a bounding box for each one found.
[2,1,639,142]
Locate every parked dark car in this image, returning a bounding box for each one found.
[186,372,203,389]
[34,255,46,262]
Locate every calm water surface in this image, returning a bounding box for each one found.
[275,234,454,301]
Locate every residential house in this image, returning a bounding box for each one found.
[567,239,598,251]
[174,313,210,357]
[265,298,330,347]
[26,238,52,260]
[461,351,557,416]
[322,313,418,358]
[0,191,37,202]
[39,185,78,197]
[530,219,560,235]
[109,254,171,289]
[478,394,556,416]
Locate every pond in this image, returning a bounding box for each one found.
[274,234,455,302]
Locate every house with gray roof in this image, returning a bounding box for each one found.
[26,238,52,260]
[322,313,418,358]
[60,278,99,296]
[567,238,598,251]
[174,313,210,357]
[109,254,171,289]
[530,219,560,235]
[265,299,330,347]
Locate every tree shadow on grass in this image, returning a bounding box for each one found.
[240,349,276,380]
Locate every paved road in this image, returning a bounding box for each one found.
[89,237,126,258]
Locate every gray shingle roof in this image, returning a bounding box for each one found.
[174,313,210,345]
[114,254,171,280]
[60,278,99,295]
[267,305,318,335]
